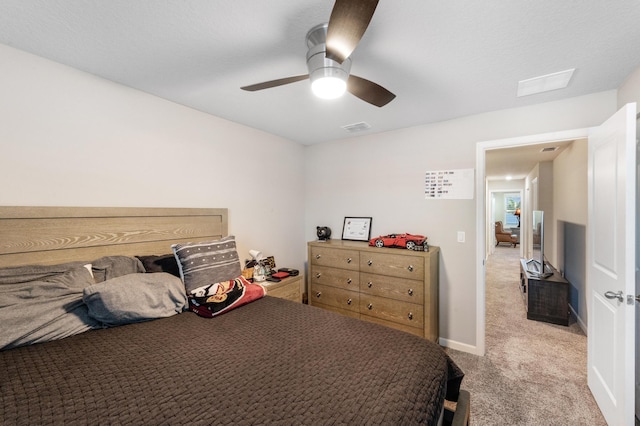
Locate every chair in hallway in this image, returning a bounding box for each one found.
[495,221,517,247]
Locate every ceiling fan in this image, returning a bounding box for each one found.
[240,0,395,107]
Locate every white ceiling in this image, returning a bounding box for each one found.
[1,1,640,145]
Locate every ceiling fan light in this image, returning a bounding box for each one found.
[306,39,351,100]
[307,54,351,100]
[311,76,347,99]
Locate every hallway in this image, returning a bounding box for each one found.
[446,245,605,425]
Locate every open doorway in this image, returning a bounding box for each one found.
[474,128,589,355]
[488,189,524,257]
[484,136,588,333]
[475,106,638,425]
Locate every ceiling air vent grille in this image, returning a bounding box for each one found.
[540,147,559,153]
[517,69,575,97]
[341,121,371,133]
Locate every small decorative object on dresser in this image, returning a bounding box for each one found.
[369,233,429,251]
[341,217,372,241]
[316,226,332,241]
[308,239,440,341]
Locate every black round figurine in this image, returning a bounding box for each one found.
[316,226,331,241]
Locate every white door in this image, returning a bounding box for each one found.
[587,103,636,425]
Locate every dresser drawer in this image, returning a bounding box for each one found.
[310,246,359,271]
[310,266,359,290]
[360,294,423,328]
[360,273,424,303]
[363,316,424,338]
[360,252,424,279]
[310,283,359,313]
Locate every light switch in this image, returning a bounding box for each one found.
[457,231,465,243]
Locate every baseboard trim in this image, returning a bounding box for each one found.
[569,305,588,335]
[439,337,481,355]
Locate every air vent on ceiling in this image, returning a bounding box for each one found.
[341,121,371,133]
[540,146,559,153]
[517,69,575,97]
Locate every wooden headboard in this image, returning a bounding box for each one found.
[0,207,228,267]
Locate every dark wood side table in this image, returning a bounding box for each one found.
[519,259,570,326]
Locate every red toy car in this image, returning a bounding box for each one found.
[369,233,428,251]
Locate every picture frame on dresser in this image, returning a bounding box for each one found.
[341,216,372,241]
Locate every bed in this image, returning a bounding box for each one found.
[0,207,469,425]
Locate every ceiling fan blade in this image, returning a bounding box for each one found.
[347,75,395,107]
[326,0,379,64]
[241,74,309,91]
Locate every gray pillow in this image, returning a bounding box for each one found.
[83,273,187,327]
[91,256,146,282]
[172,236,242,294]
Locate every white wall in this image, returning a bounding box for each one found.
[618,65,640,108]
[305,91,617,350]
[553,139,588,330]
[0,43,307,271]
[488,179,525,192]
[553,141,588,234]
[524,164,539,259]
[538,162,555,263]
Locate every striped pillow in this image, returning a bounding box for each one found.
[172,236,241,294]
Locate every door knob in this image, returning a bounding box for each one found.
[604,290,624,302]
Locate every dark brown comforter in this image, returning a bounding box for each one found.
[1,296,463,425]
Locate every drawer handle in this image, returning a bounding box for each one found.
[347,298,352,305]
[367,281,373,288]
[346,257,352,263]
[367,303,373,310]
[316,292,322,298]
[346,278,352,284]
[408,288,413,296]
[408,312,414,320]
[367,260,373,266]
[407,265,414,272]
[315,273,321,279]
[315,254,321,259]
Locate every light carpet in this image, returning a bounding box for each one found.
[445,245,606,425]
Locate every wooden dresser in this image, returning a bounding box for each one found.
[307,240,439,341]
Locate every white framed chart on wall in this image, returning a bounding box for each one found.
[425,169,474,199]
